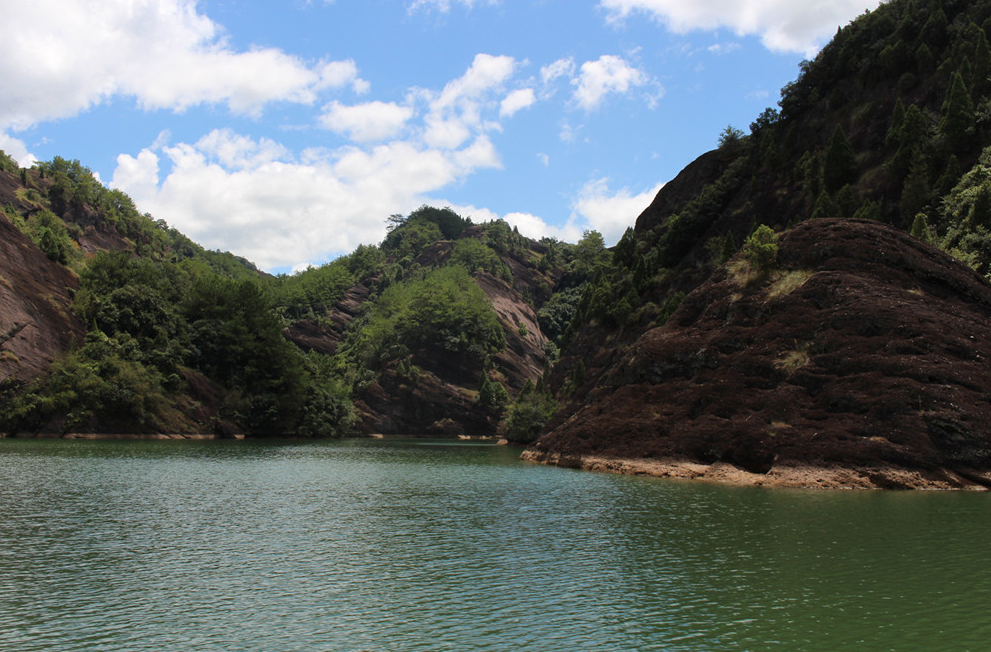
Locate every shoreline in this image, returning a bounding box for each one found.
[519,449,991,491]
[1,432,244,440]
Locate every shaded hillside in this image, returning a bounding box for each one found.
[0,208,85,384]
[280,212,570,436]
[0,153,337,437]
[524,0,991,486]
[528,219,991,488]
[0,163,574,438]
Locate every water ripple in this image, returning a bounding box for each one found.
[1,438,990,651]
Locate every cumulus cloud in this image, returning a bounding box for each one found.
[422,53,518,149]
[0,0,368,131]
[111,129,503,271]
[0,133,35,167]
[319,101,414,142]
[599,0,878,56]
[500,88,536,117]
[540,58,576,87]
[573,55,649,111]
[571,177,663,244]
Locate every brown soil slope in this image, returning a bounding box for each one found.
[528,219,991,488]
[0,213,85,383]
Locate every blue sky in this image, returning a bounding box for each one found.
[1,0,881,273]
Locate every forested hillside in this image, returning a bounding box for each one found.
[2,0,991,487]
[528,0,991,488]
[0,154,600,437]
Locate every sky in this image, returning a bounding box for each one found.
[0,0,883,273]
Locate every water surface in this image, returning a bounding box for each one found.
[1,438,989,651]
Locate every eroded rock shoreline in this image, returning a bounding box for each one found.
[520,449,991,490]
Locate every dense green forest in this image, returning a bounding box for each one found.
[2,0,991,441]
[0,153,602,436]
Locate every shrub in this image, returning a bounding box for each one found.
[741,225,779,270]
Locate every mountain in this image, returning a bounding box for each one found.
[524,0,991,488]
[526,218,991,488]
[0,158,570,439]
[3,0,991,488]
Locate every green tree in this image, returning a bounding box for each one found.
[886,98,906,149]
[910,213,933,243]
[900,148,932,224]
[811,189,839,219]
[741,225,778,270]
[477,375,510,414]
[940,71,976,151]
[823,126,858,193]
[891,105,927,178]
[501,380,556,444]
[572,230,608,275]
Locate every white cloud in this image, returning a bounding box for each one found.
[0,133,35,167]
[422,53,518,149]
[194,129,289,170]
[537,152,550,166]
[599,0,878,56]
[500,88,535,117]
[315,59,370,95]
[708,42,742,55]
[0,0,368,130]
[319,101,414,142]
[504,211,583,243]
[407,0,498,13]
[111,129,502,271]
[573,55,649,111]
[540,57,576,86]
[571,177,663,244]
[559,121,580,144]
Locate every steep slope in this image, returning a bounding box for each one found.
[527,219,991,488]
[283,220,561,437]
[0,212,85,384]
[523,0,991,486]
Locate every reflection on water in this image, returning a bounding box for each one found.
[1,438,989,651]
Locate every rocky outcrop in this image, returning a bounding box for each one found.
[0,212,85,383]
[529,219,991,488]
[352,270,551,436]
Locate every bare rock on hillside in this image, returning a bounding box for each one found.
[529,219,991,488]
[0,213,85,384]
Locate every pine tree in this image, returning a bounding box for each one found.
[823,126,858,193]
[886,98,906,149]
[968,184,991,229]
[910,212,933,243]
[972,29,991,98]
[853,200,880,221]
[935,155,962,198]
[915,43,935,75]
[940,71,975,151]
[835,185,858,217]
[812,189,839,219]
[892,105,927,178]
[900,148,931,224]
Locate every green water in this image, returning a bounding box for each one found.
[0,438,988,651]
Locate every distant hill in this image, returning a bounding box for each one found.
[3,0,991,488]
[0,157,585,439]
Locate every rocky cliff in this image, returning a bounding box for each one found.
[527,219,991,488]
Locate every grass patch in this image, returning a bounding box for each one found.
[15,188,44,206]
[775,343,811,374]
[767,269,813,300]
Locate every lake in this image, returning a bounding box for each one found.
[1,438,989,651]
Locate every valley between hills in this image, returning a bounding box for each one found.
[3,0,991,488]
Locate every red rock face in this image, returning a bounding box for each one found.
[0,213,85,384]
[532,219,991,479]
